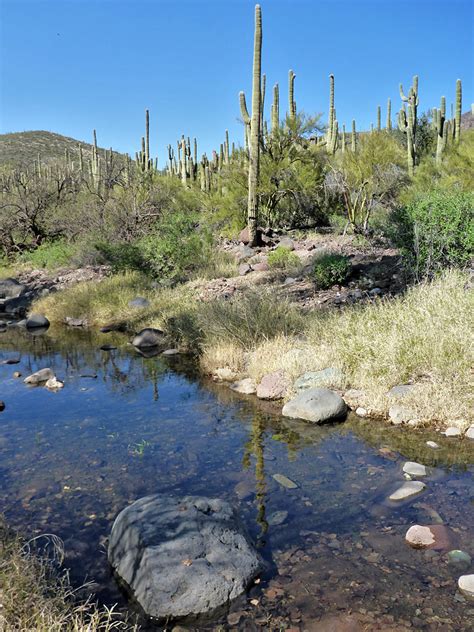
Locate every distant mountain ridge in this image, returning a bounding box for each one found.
[0,130,125,169]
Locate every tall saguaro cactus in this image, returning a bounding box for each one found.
[398,75,419,176]
[271,83,280,137]
[145,109,150,171]
[454,79,462,143]
[243,4,262,246]
[386,98,392,131]
[288,70,296,121]
[326,74,338,153]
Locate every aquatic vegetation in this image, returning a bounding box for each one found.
[128,439,151,457]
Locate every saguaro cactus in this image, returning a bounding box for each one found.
[145,109,150,171]
[326,74,337,153]
[398,75,419,176]
[288,70,296,121]
[351,119,357,152]
[386,98,392,131]
[433,96,451,165]
[454,79,462,143]
[242,4,262,246]
[271,83,279,137]
[377,105,381,132]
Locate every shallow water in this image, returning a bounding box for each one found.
[0,326,473,630]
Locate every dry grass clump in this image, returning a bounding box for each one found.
[33,271,195,334]
[0,519,136,631]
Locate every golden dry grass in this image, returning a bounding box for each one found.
[0,519,136,631]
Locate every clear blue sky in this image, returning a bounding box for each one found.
[1,0,473,165]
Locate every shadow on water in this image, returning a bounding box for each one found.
[0,326,473,630]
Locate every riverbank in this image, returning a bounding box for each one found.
[26,251,473,430]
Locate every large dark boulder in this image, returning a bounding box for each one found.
[108,495,262,621]
[26,313,50,329]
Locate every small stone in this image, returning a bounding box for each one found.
[389,481,426,501]
[426,441,439,449]
[369,287,382,296]
[0,401,5,412]
[279,237,295,250]
[227,611,243,626]
[215,367,236,382]
[45,377,64,390]
[238,263,252,276]
[389,405,415,425]
[402,461,427,477]
[64,317,87,327]
[252,262,269,272]
[466,425,474,439]
[230,378,257,395]
[13,371,22,378]
[355,407,368,417]
[272,474,298,489]
[447,550,472,570]
[256,370,289,400]
[405,524,452,551]
[444,426,461,437]
[267,510,288,526]
[458,575,474,600]
[162,349,179,356]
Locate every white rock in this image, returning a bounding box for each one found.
[458,574,474,600]
[355,407,368,417]
[426,441,440,449]
[230,378,257,395]
[403,461,427,477]
[389,405,415,425]
[466,426,474,440]
[406,525,435,548]
[389,481,426,501]
[45,377,64,390]
[444,426,461,437]
[215,367,236,382]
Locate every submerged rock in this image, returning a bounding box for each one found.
[267,510,288,526]
[282,388,347,424]
[26,313,50,329]
[447,550,472,570]
[108,495,262,620]
[256,370,289,400]
[293,368,344,393]
[272,474,298,489]
[458,574,474,600]
[230,378,257,395]
[24,368,55,385]
[132,327,165,349]
[389,481,426,501]
[405,524,452,551]
[402,461,427,477]
[0,401,5,411]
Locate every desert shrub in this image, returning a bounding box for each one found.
[312,252,352,288]
[95,241,145,273]
[267,245,300,270]
[19,240,75,269]
[391,190,474,279]
[138,211,213,282]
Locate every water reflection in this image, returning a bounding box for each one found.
[0,327,473,630]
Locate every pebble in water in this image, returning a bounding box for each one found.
[389,481,426,501]
[273,474,299,489]
[402,461,427,477]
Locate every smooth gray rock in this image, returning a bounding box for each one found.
[389,405,415,425]
[458,574,474,600]
[267,510,288,526]
[24,368,55,385]
[230,378,257,395]
[108,495,262,620]
[132,327,165,348]
[162,349,179,356]
[128,297,150,309]
[426,440,440,449]
[282,388,347,424]
[293,368,344,393]
[389,481,426,501]
[466,425,474,440]
[402,461,427,477]
[26,313,50,329]
[278,237,295,251]
[444,426,461,437]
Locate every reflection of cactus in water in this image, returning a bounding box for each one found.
[242,412,268,539]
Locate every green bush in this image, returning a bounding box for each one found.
[95,241,144,273]
[267,245,300,270]
[20,240,75,269]
[312,252,352,288]
[391,190,474,279]
[138,212,213,282]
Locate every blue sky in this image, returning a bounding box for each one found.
[1,0,472,165]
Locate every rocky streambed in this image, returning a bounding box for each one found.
[0,326,473,630]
